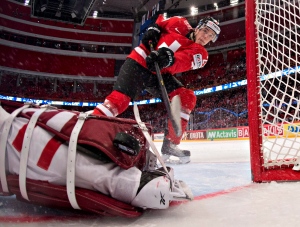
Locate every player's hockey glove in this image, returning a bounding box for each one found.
[142,24,161,50]
[146,47,175,72]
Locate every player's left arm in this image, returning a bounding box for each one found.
[161,45,208,74]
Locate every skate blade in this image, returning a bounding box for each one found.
[162,154,170,162]
[162,155,190,164]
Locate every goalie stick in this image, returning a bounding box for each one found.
[149,41,182,137]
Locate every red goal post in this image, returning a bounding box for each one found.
[246,0,300,182]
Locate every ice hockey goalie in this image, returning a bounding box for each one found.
[0,100,193,217]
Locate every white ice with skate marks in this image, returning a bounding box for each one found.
[154,140,251,196]
[3,140,300,226]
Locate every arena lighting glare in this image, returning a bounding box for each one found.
[93,11,98,18]
[190,6,198,16]
[230,0,238,5]
[214,3,218,10]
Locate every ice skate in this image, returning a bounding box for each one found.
[161,138,190,164]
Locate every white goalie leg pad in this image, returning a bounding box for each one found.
[131,174,171,209]
[131,167,193,209]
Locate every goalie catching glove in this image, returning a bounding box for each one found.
[146,47,175,72]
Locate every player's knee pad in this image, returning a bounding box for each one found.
[165,88,196,143]
[169,87,196,122]
[169,87,196,113]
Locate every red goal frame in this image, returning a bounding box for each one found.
[246,0,300,182]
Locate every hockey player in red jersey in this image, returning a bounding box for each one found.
[93,15,221,164]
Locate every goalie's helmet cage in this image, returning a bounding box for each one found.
[196,16,220,42]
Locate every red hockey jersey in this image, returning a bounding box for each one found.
[129,15,209,74]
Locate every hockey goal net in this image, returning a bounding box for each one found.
[246,0,300,182]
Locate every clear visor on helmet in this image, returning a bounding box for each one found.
[202,26,217,42]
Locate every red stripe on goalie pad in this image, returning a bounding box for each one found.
[12,123,28,152]
[5,175,143,218]
[0,100,150,217]
[1,100,149,170]
[37,135,64,170]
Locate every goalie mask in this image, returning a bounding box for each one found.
[196,16,221,42]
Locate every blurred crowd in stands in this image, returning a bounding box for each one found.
[1,44,299,132]
[0,48,250,132]
[2,0,299,134]
[118,85,248,133]
[0,30,132,55]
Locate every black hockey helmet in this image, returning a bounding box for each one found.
[196,16,221,42]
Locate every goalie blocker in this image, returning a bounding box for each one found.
[0,100,193,217]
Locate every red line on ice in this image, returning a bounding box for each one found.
[170,184,254,206]
[0,214,96,223]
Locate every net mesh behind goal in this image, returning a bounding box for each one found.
[246,0,300,182]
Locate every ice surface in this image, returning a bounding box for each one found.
[2,140,300,226]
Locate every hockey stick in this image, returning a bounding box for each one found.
[133,103,193,201]
[149,42,182,137]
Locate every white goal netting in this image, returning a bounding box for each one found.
[256,0,300,168]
